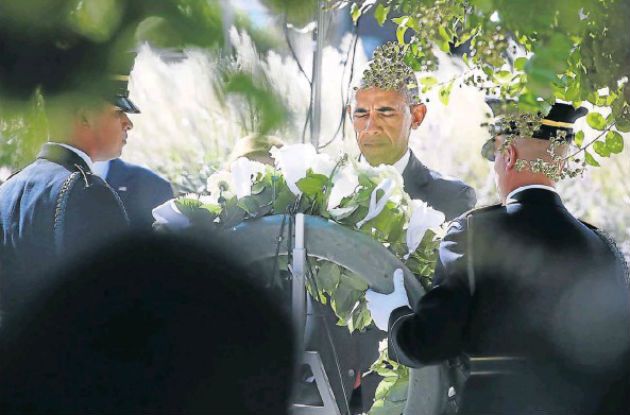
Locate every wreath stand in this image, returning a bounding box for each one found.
[225,214,448,415]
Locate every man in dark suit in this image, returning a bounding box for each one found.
[0,77,138,315]
[294,42,478,414]
[350,42,475,221]
[367,102,630,414]
[93,158,173,231]
[342,42,476,412]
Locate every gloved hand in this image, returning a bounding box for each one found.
[365,269,411,331]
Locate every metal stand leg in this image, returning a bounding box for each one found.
[290,213,342,415]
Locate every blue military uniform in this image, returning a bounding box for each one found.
[388,187,630,414]
[0,143,129,314]
[101,158,173,231]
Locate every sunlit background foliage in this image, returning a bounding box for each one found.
[1,0,629,262]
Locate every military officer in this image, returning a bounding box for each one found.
[0,75,139,315]
[366,101,630,414]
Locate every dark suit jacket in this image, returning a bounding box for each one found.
[389,188,630,414]
[402,152,476,221]
[0,143,128,314]
[313,152,477,412]
[106,158,173,231]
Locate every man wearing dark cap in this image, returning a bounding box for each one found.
[366,101,630,414]
[0,75,139,314]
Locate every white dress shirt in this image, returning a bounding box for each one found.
[359,149,411,175]
[505,184,558,204]
[92,160,111,180]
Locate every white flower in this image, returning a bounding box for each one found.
[230,157,267,199]
[327,165,359,210]
[354,161,405,205]
[352,162,406,229]
[405,200,445,258]
[356,178,397,228]
[206,171,234,202]
[270,143,335,195]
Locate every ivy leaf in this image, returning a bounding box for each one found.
[374,4,389,26]
[574,130,585,147]
[586,112,607,130]
[584,151,600,167]
[605,130,624,154]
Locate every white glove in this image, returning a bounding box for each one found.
[365,269,411,331]
[152,200,191,230]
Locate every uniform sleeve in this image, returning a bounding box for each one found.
[388,219,472,366]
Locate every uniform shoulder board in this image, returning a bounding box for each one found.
[578,219,598,230]
[462,203,503,218]
[5,169,23,182]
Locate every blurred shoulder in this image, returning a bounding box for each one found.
[111,158,170,185]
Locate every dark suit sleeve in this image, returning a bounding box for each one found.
[388,219,472,366]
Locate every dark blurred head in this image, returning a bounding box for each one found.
[0,232,294,414]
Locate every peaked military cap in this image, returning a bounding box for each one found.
[109,74,140,114]
[481,100,588,161]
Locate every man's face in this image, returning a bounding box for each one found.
[351,88,425,166]
[91,104,133,161]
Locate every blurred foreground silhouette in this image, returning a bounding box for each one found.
[0,232,294,414]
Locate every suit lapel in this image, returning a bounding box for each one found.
[106,159,131,195]
[402,152,431,190]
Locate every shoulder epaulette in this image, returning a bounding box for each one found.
[462,203,503,218]
[5,169,23,182]
[578,219,598,230]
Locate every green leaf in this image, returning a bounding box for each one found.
[593,141,610,157]
[340,271,369,291]
[374,4,390,26]
[296,172,328,197]
[237,195,261,216]
[419,76,438,87]
[605,130,624,154]
[574,130,584,147]
[438,81,454,106]
[438,26,451,43]
[316,261,341,293]
[514,57,528,71]
[586,112,607,131]
[584,151,600,167]
[396,24,408,44]
[494,70,512,82]
[351,3,361,24]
